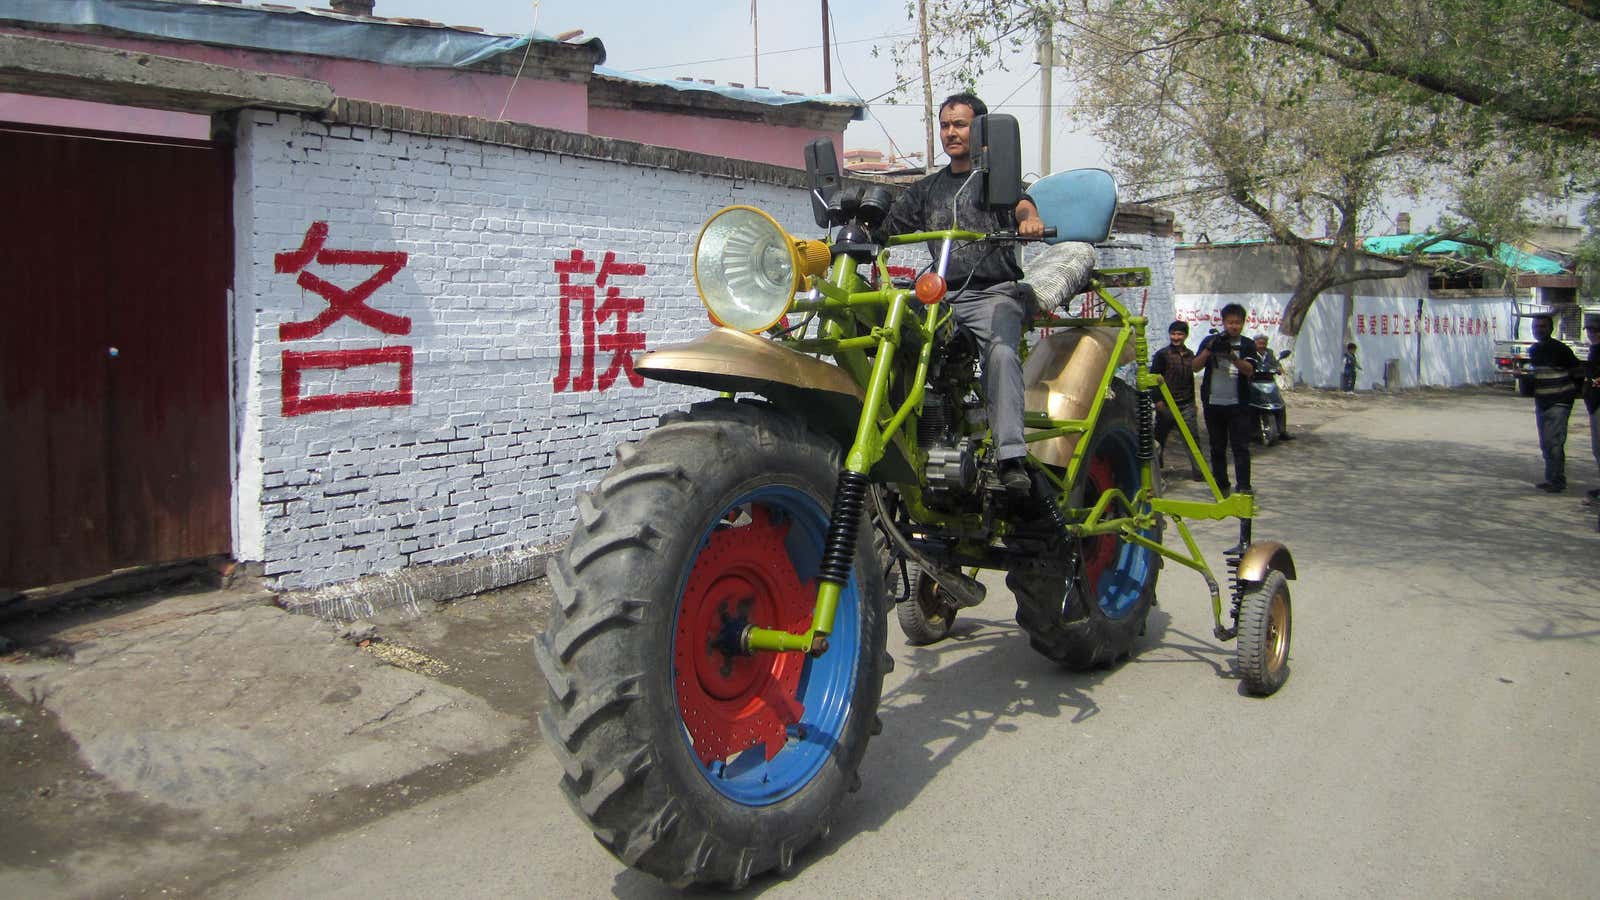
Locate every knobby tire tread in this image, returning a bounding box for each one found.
[1010,379,1162,670]
[534,398,886,888]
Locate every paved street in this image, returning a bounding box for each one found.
[4,386,1597,898]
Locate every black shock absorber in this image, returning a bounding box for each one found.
[1136,390,1156,461]
[1036,473,1073,543]
[1225,518,1253,616]
[1224,545,1246,619]
[820,470,871,585]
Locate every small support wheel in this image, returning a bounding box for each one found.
[1235,569,1291,696]
[895,563,956,645]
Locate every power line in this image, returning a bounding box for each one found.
[621,31,913,75]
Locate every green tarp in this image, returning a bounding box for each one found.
[1361,234,1567,275]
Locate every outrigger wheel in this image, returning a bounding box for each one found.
[1235,569,1291,696]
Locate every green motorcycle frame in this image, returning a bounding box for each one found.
[534,114,1296,889]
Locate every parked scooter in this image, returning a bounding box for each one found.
[1250,350,1291,445]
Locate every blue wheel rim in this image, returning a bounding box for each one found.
[673,484,861,806]
[1086,429,1159,620]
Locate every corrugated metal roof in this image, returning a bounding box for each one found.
[0,0,862,111]
[0,0,592,69]
[592,66,863,115]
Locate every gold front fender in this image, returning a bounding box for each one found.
[636,328,916,482]
[1237,540,1296,584]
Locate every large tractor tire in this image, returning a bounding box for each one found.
[534,398,888,889]
[1010,379,1163,669]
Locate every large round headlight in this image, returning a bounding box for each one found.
[694,206,806,333]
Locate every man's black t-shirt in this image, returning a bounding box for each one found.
[1151,345,1197,404]
[885,166,1024,289]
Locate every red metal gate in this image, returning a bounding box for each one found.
[0,125,232,590]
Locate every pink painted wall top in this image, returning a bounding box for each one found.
[0,1,861,169]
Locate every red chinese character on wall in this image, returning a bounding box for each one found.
[1356,314,1366,335]
[275,221,413,416]
[554,249,648,392]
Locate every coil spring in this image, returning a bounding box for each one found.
[1224,546,1246,616]
[1042,481,1072,543]
[820,470,870,585]
[1136,390,1156,460]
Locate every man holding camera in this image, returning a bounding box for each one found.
[1193,304,1261,494]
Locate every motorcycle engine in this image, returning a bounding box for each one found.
[918,391,979,511]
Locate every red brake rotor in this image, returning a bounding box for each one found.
[1080,455,1117,595]
[674,505,814,766]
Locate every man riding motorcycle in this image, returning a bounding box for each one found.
[884,91,1045,494]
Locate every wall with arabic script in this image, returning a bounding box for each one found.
[1173,243,1512,390]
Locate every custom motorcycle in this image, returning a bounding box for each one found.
[535,116,1297,888]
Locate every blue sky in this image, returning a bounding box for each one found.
[375,0,1108,179]
[372,2,1585,238]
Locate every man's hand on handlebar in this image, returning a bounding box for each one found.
[1014,196,1046,239]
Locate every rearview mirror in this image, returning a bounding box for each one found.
[804,138,842,228]
[972,114,1022,211]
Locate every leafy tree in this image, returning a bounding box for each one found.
[899,0,1593,333]
[1177,0,1600,147]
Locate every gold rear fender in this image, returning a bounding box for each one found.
[1022,327,1136,468]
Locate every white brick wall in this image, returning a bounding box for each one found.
[235,112,818,588]
[233,111,1178,589]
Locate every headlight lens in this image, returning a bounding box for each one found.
[694,206,801,333]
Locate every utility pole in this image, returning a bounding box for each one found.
[918,0,934,174]
[751,1,760,87]
[1038,20,1055,175]
[821,0,831,93]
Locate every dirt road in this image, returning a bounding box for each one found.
[4,386,1596,898]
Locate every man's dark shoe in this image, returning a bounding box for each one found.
[1189,471,1205,482]
[1279,432,1295,441]
[1236,484,1254,495]
[1000,460,1032,496]
[1538,481,1567,493]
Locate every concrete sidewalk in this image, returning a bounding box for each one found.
[0,574,550,897]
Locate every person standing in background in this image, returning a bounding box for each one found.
[1341,342,1360,392]
[1583,316,1600,504]
[1526,314,1581,493]
[1151,320,1204,481]
[1194,304,1261,494]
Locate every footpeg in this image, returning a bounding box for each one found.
[927,567,987,609]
